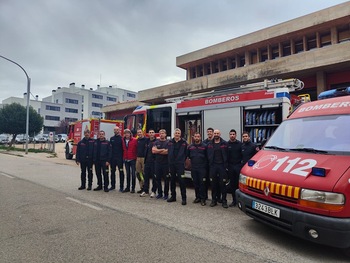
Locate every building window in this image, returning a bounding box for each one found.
[221,59,227,71]
[271,46,279,59]
[251,51,257,64]
[65,98,78,104]
[338,25,350,43]
[92,102,103,108]
[321,32,331,47]
[282,42,291,56]
[307,35,317,50]
[65,108,78,113]
[45,115,60,121]
[65,117,78,122]
[295,39,304,53]
[127,93,136,98]
[211,61,219,73]
[92,94,103,99]
[204,63,211,74]
[91,111,103,117]
[228,57,236,69]
[46,105,60,111]
[197,65,203,76]
[107,96,117,102]
[239,55,245,67]
[190,67,196,79]
[261,48,268,62]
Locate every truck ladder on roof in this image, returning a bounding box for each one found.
[165,78,304,103]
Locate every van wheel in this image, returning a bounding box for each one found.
[65,144,73,159]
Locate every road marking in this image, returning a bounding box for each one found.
[0,172,15,179]
[66,197,103,211]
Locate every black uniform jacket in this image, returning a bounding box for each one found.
[187,142,207,168]
[206,138,228,167]
[167,138,188,165]
[76,137,95,162]
[110,134,123,161]
[93,139,112,162]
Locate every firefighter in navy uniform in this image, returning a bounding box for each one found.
[203,127,214,201]
[140,129,157,197]
[76,129,95,190]
[187,132,208,206]
[207,129,229,208]
[241,131,259,165]
[167,128,188,205]
[152,129,170,200]
[93,130,112,192]
[109,126,125,191]
[227,129,243,207]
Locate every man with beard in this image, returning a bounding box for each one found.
[241,131,259,165]
[109,126,124,192]
[152,129,170,200]
[187,132,207,206]
[93,130,111,192]
[207,129,228,208]
[202,127,214,201]
[140,129,157,197]
[227,129,242,207]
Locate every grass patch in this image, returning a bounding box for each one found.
[0,145,54,154]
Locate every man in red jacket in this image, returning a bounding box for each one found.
[122,129,138,193]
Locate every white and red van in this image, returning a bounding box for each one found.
[236,87,350,250]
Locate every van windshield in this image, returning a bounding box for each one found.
[265,115,350,154]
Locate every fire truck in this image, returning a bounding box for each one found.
[65,118,123,159]
[124,78,304,144]
[236,86,350,252]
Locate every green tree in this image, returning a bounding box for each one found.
[0,103,43,146]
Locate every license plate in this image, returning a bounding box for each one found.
[252,201,280,218]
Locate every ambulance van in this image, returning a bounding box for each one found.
[236,87,350,251]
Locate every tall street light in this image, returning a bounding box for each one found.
[0,55,31,154]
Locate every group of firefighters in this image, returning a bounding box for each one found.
[76,126,259,208]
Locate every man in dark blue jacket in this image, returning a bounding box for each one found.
[241,131,259,165]
[93,130,112,192]
[76,129,95,190]
[227,129,242,207]
[140,129,156,197]
[187,132,207,206]
[207,129,229,208]
[109,126,124,191]
[167,128,188,205]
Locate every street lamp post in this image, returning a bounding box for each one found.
[0,55,31,154]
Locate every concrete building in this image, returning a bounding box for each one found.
[134,2,350,105]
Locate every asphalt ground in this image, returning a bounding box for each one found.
[0,149,349,262]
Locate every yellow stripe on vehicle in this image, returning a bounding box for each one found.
[246,176,300,199]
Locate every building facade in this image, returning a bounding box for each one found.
[2,84,137,133]
[135,2,350,105]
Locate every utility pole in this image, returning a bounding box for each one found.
[0,55,31,154]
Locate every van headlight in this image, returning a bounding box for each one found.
[239,174,247,186]
[300,189,345,204]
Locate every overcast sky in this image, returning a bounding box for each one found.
[0,0,348,103]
